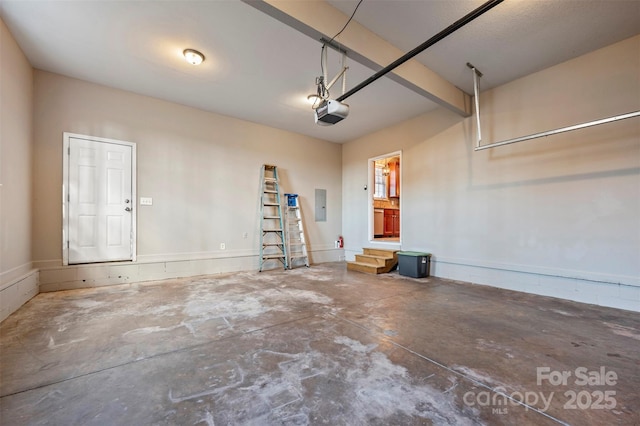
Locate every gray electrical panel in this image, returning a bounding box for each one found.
[315,189,326,222]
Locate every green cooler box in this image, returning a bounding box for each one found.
[397,251,431,278]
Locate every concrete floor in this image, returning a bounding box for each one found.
[1,263,638,425]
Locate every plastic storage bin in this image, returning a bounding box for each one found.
[397,251,431,278]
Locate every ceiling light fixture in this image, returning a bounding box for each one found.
[183,49,205,65]
[307,94,322,108]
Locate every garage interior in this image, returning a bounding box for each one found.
[1,1,639,424]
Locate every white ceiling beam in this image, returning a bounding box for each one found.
[243,0,471,117]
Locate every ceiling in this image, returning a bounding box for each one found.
[1,0,638,143]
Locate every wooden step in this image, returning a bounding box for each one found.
[346,261,385,274]
[363,248,398,259]
[347,248,399,275]
[354,254,386,266]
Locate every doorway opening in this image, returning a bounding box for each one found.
[368,151,401,245]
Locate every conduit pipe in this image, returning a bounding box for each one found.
[474,111,640,151]
[335,0,505,103]
[467,62,483,146]
[467,62,640,150]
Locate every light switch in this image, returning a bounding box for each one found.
[140,197,153,206]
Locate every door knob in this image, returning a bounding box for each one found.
[125,199,130,203]
[125,207,132,212]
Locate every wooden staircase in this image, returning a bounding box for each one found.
[346,248,399,274]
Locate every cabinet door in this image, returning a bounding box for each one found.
[388,161,399,197]
[393,213,400,237]
[384,210,394,237]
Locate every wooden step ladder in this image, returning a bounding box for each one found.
[259,164,288,271]
[284,193,309,269]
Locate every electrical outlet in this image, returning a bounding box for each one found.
[243,232,248,239]
[220,243,225,250]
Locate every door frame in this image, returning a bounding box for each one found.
[367,150,402,247]
[62,132,137,266]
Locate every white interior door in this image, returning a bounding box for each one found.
[66,135,135,264]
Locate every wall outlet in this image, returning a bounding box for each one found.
[243,232,248,239]
[140,197,153,206]
[220,243,225,250]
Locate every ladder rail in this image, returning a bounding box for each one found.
[284,194,310,269]
[259,164,289,271]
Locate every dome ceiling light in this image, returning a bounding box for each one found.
[183,48,205,65]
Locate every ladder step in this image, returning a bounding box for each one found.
[264,202,280,206]
[264,216,281,219]
[263,229,283,232]
[262,254,285,259]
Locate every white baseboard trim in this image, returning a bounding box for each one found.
[431,258,640,312]
[36,248,344,292]
[1,262,35,290]
[0,269,39,322]
[434,255,639,287]
[136,249,256,264]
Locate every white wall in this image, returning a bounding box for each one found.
[343,36,640,312]
[33,71,342,291]
[0,18,38,321]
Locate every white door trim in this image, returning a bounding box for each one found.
[62,132,137,266]
[368,150,402,247]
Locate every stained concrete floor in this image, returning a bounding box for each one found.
[1,263,639,425]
